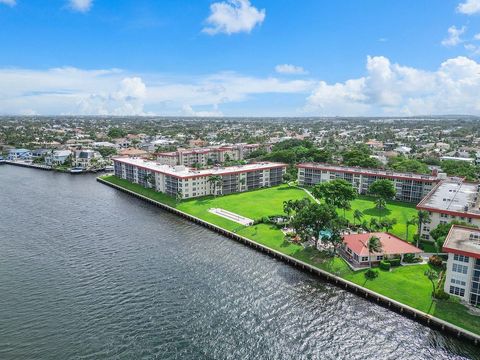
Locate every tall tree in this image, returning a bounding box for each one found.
[366,236,383,268]
[415,210,431,247]
[312,179,357,218]
[290,202,338,249]
[207,175,223,197]
[424,269,439,298]
[353,209,364,226]
[368,179,396,200]
[405,217,416,242]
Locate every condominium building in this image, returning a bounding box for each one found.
[157,143,266,167]
[442,225,480,306]
[416,179,480,240]
[113,157,286,199]
[297,163,440,203]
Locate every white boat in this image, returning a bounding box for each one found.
[104,165,114,172]
[70,167,84,174]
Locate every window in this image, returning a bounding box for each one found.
[454,254,469,263]
[451,278,466,286]
[449,286,465,297]
[376,255,383,261]
[452,263,468,274]
[361,256,369,262]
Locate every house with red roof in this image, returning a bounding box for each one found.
[341,232,422,268]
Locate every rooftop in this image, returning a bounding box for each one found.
[343,232,422,256]
[114,157,286,178]
[443,225,480,259]
[298,163,438,181]
[417,180,480,216]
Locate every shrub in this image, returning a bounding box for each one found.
[365,268,379,279]
[434,288,450,300]
[389,258,401,267]
[379,260,391,271]
[403,253,416,263]
[429,255,443,268]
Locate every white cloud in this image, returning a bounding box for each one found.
[68,0,93,13]
[457,0,480,14]
[202,0,265,35]
[0,67,314,115]
[182,104,224,117]
[305,55,480,116]
[474,33,480,40]
[0,0,16,6]
[275,64,308,75]
[441,25,466,47]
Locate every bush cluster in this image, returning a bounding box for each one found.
[365,268,379,279]
[429,255,443,268]
[434,288,450,300]
[389,258,401,267]
[379,260,391,271]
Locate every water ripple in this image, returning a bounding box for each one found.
[0,166,479,359]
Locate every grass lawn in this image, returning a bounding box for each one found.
[100,175,480,335]
[342,196,418,242]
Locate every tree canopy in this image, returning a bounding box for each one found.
[312,179,357,213]
[388,156,429,174]
[368,179,396,200]
[342,145,381,168]
[440,160,478,181]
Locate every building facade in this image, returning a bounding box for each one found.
[7,148,32,161]
[156,144,266,167]
[442,225,480,306]
[297,163,439,203]
[113,157,286,199]
[416,179,480,240]
[341,232,422,268]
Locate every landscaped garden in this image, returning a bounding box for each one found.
[100,174,480,335]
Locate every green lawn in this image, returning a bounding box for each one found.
[100,175,480,335]
[341,196,418,242]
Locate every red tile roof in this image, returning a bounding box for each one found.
[343,232,422,256]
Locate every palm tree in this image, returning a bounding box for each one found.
[353,209,363,226]
[367,235,383,268]
[415,210,431,247]
[424,269,439,298]
[176,189,183,204]
[375,197,387,218]
[405,217,416,242]
[207,175,222,197]
[369,217,380,231]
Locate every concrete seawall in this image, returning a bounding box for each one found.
[5,161,52,171]
[97,177,480,345]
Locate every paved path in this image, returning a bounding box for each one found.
[288,182,320,204]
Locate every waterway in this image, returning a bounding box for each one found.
[0,166,479,359]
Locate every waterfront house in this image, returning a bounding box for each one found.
[45,150,72,166]
[7,148,32,161]
[32,148,50,158]
[73,150,102,169]
[442,225,480,306]
[340,232,422,268]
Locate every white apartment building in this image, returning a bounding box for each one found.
[113,157,286,199]
[442,225,480,306]
[416,179,480,240]
[157,144,265,167]
[297,163,440,203]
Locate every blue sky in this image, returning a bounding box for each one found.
[0,0,480,116]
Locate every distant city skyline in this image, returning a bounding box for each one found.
[0,0,480,116]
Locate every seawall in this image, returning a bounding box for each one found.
[97,176,480,345]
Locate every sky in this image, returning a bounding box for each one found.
[0,0,480,117]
